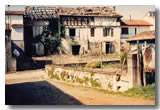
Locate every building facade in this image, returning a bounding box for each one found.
[24,6,122,56]
[120,20,152,43]
[5,11,24,72]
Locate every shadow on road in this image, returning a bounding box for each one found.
[5,81,82,105]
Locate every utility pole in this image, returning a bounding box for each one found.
[137,40,142,86]
[143,41,147,87]
[100,41,103,71]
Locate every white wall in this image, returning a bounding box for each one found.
[32,20,49,56]
[6,15,23,24]
[11,27,24,40]
[6,15,24,41]
[65,17,121,54]
[121,26,150,42]
[32,20,49,37]
[144,16,155,30]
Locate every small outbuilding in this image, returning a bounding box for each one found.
[126,31,155,86]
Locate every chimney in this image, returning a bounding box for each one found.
[113,6,116,11]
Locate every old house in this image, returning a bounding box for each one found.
[24,7,59,56]
[59,7,122,55]
[5,11,25,72]
[24,6,122,56]
[127,31,155,86]
[120,19,153,43]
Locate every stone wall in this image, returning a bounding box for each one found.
[45,65,132,92]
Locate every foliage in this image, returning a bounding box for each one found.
[120,51,127,65]
[48,67,55,79]
[85,61,101,68]
[40,19,65,55]
[122,83,155,99]
[41,33,60,55]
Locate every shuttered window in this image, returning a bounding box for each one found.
[121,28,128,34]
[103,28,112,37]
[91,28,94,37]
[69,28,75,36]
[111,28,114,37]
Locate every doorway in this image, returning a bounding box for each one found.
[132,54,137,86]
[24,26,33,57]
[106,42,112,54]
[72,45,80,55]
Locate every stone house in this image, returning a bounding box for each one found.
[24,6,122,56]
[59,7,122,55]
[120,19,153,43]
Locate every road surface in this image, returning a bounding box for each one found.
[5,69,155,105]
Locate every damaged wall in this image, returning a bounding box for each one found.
[63,17,121,55]
[32,20,49,56]
[45,65,133,92]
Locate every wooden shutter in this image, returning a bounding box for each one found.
[91,28,94,37]
[111,28,114,37]
[103,28,106,37]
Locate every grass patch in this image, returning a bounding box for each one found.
[85,61,101,68]
[121,83,155,99]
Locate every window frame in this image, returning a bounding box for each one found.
[90,28,95,37]
[69,28,76,36]
[103,27,111,37]
[121,27,129,35]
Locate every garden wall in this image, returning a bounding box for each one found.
[45,65,133,92]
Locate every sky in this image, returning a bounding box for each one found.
[5,5,154,19]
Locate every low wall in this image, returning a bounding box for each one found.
[45,65,132,92]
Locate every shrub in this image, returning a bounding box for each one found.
[120,51,127,65]
[85,61,101,68]
[48,67,55,79]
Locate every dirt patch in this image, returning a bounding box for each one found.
[5,70,155,105]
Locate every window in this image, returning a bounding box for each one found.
[103,28,111,37]
[121,28,128,34]
[106,42,113,54]
[135,28,137,35]
[91,28,94,37]
[69,28,75,36]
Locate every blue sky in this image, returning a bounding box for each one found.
[5,5,154,19]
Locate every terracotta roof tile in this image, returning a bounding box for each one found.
[58,7,122,17]
[12,24,24,27]
[126,31,155,41]
[24,6,122,19]
[121,20,153,26]
[5,11,24,15]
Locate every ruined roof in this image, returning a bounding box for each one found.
[5,11,24,15]
[24,6,122,19]
[58,7,122,17]
[25,6,58,19]
[126,31,155,42]
[121,20,153,26]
